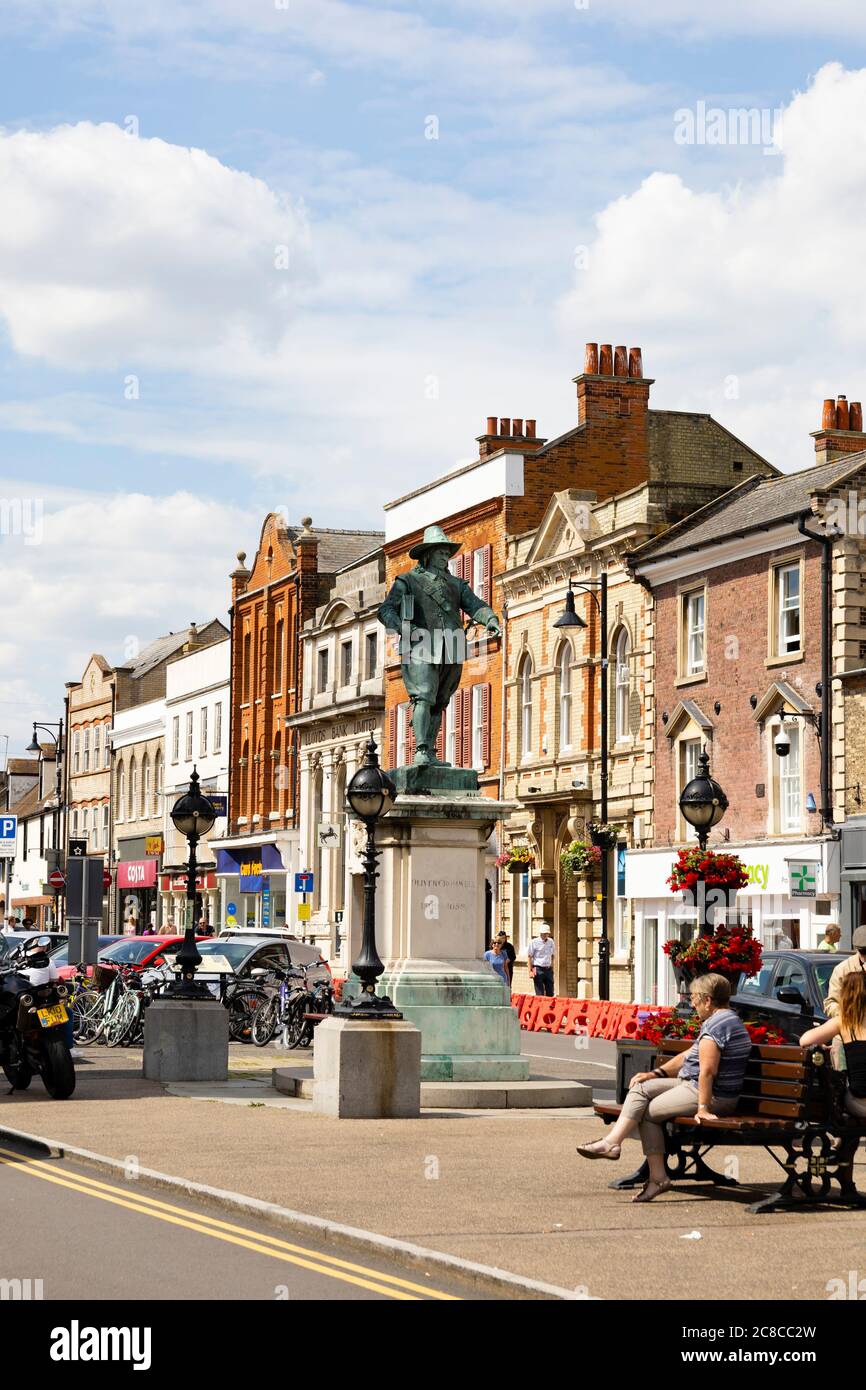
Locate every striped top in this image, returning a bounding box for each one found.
[679,1008,752,1098]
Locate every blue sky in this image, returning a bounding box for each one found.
[2,1,866,753]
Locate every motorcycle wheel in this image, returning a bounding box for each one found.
[40,1033,76,1099]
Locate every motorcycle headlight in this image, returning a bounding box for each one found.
[21,994,33,1006]
[56,985,68,998]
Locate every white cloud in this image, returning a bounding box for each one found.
[0,122,311,371]
[558,62,866,468]
[0,490,258,754]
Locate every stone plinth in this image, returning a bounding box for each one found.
[313,1016,421,1118]
[350,791,529,1082]
[143,998,229,1082]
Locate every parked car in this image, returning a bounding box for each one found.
[50,935,125,980]
[217,930,331,978]
[730,950,840,1040]
[205,936,330,986]
[99,935,206,969]
[4,931,68,954]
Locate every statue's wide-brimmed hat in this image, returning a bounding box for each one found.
[409,524,461,561]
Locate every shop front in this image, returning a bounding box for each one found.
[159,870,218,932]
[116,857,159,935]
[214,840,290,933]
[628,837,841,1008]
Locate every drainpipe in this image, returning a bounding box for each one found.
[797,511,834,827]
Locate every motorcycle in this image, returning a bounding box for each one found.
[0,937,76,1099]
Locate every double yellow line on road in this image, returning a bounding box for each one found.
[0,1145,458,1301]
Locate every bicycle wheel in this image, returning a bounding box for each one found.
[251,997,277,1047]
[283,994,309,1050]
[229,989,265,1042]
[73,991,106,1045]
[105,993,138,1047]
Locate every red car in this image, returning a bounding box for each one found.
[53,935,207,980]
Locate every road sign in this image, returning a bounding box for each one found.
[297,902,311,922]
[262,881,271,927]
[0,815,16,859]
[227,902,237,916]
[67,856,104,922]
[68,838,87,858]
[334,910,344,924]
[295,872,314,894]
[49,869,66,889]
[103,868,112,890]
[317,822,341,850]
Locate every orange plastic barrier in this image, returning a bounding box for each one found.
[511,992,641,1040]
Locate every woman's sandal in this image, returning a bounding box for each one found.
[575,1140,621,1160]
[632,1178,672,1203]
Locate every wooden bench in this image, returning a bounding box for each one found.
[594,1039,866,1213]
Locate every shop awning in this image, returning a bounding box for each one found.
[12,896,52,907]
[216,843,284,891]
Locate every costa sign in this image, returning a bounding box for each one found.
[117,859,157,889]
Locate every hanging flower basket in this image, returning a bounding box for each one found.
[663,925,763,982]
[560,840,602,879]
[586,820,622,850]
[496,845,535,873]
[666,848,749,894]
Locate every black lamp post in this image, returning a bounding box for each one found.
[554,573,610,996]
[678,747,729,937]
[28,720,65,929]
[167,767,216,998]
[335,738,402,1020]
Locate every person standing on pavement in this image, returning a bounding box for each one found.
[527,928,555,996]
[817,924,841,953]
[496,931,516,987]
[483,939,511,989]
[824,925,866,1015]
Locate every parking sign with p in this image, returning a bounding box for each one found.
[0,816,16,858]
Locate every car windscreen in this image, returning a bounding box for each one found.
[195,941,251,970]
[813,957,838,999]
[100,939,160,964]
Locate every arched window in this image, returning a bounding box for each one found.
[129,757,137,822]
[519,656,533,761]
[142,755,150,820]
[154,752,163,816]
[558,644,572,752]
[614,629,631,742]
[117,765,126,822]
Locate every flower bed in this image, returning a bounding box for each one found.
[634,1009,784,1047]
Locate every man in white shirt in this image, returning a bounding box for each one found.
[527,927,555,996]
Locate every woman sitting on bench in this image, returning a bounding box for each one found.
[575,973,751,1203]
[800,972,866,1119]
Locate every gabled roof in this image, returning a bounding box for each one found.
[631,452,866,566]
[523,489,595,567]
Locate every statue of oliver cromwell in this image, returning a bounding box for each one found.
[378,525,501,767]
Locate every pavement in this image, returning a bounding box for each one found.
[2,1041,864,1300]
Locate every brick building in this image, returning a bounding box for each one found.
[628,396,866,1005]
[384,343,773,976]
[215,515,382,933]
[65,655,118,925]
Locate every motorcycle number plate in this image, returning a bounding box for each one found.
[36,1003,68,1028]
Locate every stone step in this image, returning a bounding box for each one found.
[272,1068,590,1110]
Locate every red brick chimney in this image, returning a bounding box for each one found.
[477,414,546,458]
[573,341,652,489]
[812,394,866,466]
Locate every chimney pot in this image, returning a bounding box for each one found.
[486,416,497,435]
[614,345,628,377]
[599,344,613,375]
[628,347,643,379]
[584,342,599,374]
[837,395,850,431]
[851,402,863,432]
[512,417,523,436]
[821,399,836,430]
[500,418,511,436]
[525,419,536,438]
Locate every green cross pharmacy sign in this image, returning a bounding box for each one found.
[789,861,819,897]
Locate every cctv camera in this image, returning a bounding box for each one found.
[774,727,791,758]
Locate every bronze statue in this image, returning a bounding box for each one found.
[379,525,501,767]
